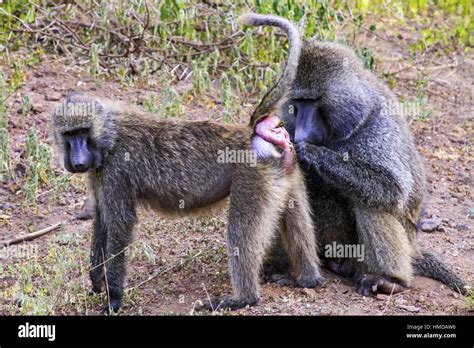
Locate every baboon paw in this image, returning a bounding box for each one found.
[266,273,296,287]
[296,273,326,288]
[356,274,406,296]
[294,142,317,165]
[195,297,259,311]
[103,298,122,315]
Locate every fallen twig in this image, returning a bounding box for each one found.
[1,222,63,246]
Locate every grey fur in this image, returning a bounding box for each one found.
[273,36,467,295]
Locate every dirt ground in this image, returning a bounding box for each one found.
[0,28,473,315]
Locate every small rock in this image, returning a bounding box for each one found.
[419,216,441,232]
[45,92,62,101]
[451,292,459,299]
[415,295,425,303]
[397,304,420,313]
[376,294,389,301]
[455,224,469,231]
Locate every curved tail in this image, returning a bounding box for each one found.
[414,251,467,295]
[237,13,302,127]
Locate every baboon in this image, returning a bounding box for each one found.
[51,14,324,313]
[265,26,467,295]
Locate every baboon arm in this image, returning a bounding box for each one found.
[296,143,402,210]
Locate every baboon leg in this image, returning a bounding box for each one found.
[354,208,413,296]
[101,199,137,313]
[200,169,287,311]
[280,170,325,287]
[90,206,107,293]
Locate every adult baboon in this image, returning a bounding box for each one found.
[52,14,324,313]
[265,28,467,295]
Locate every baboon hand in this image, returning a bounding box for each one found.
[294,141,319,167]
[195,297,259,312]
[356,274,406,296]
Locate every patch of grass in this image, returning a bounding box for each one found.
[20,93,32,118]
[219,72,236,123]
[0,127,10,182]
[22,127,56,209]
[0,230,91,315]
[464,287,473,310]
[160,87,185,118]
[356,47,375,71]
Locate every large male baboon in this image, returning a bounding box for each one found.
[265,25,467,295]
[52,14,324,313]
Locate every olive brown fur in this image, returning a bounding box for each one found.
[51,14,325,313]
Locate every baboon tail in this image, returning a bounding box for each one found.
[237,13,302,127]
[414,250,467,295]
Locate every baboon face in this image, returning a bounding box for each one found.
[52,95,112,173]
[288,99,331,146]
[62,126,101,173]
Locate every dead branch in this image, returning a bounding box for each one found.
[1,222,63,246]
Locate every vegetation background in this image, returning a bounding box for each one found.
[0,0,472,315]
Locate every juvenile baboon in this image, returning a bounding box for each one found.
[265,26,467,295]
[52,14,324,313]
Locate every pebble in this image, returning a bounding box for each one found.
[419,216,441,232]
[45,92,63,101]
[415,295,425,303]
[455,224,469,231]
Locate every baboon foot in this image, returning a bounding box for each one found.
[103,290,123,314]
[356,274,406,296]
[295,272,326,288]
[266,273,296,287]
[326,258,354,278]
[196,297,259,311]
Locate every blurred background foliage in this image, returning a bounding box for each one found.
[0,0,472,98]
